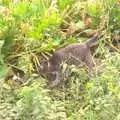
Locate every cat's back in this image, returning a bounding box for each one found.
[50,43,88,64]
[54,43,88,57]
[56,43,86,54]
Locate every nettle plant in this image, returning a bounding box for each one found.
[84,52,120,120]
[0,0,63,76]
[85,0,120,30]
[15,79,66,120]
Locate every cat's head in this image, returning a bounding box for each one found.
[39,60,50,74]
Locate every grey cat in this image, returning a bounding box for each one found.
[39,33,100,87]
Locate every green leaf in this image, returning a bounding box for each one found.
[0,40,8,79]
[0,62,8,79]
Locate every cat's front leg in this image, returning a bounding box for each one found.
[50,71,62,87]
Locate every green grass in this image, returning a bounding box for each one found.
[0,0,120,120]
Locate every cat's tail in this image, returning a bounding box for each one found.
[85,31,104,47]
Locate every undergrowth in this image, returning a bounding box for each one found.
[0,0,120,120]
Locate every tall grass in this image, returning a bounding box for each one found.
[0,0,120,120]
